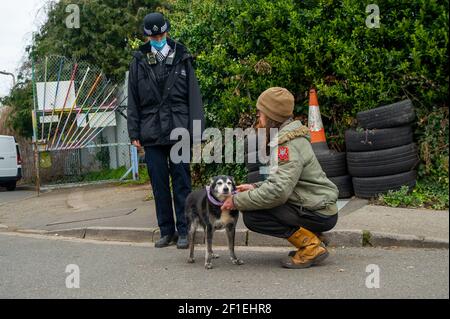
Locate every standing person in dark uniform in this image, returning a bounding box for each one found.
[127,12,204,249]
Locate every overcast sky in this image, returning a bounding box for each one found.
[0,0,52,98]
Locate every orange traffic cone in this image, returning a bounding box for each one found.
[308,88,327,149]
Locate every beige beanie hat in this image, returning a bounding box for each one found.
[256,87,294,123]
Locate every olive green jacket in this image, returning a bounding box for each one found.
[233,119,339,216]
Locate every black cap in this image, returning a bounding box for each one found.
[143,12,170,36]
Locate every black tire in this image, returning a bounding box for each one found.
[356,99,415,129]
[247,171,263,184]
[6,182,16,191]
[311,142,329,153]
[329,175,354,199]
[345,126,414,152]
[315,151,347,177]
[347,143,419,177]
[352,171,417,199]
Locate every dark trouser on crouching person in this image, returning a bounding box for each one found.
[127,12,204,248]
[242,203,338,267]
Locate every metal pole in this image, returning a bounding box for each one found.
[60,73,102,149]
[76,94,127,149]
[30,57,40,195]
[54,66,91,150]
[68,85,118,149]
[40,56,48,141]
[74,98,118,148]
[64,79,111,149]
[131,145,139,180]
[0,71,16,87]
[46,57,64,148]
[50,63,78,149]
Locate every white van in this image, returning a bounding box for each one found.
[0,135,22,191]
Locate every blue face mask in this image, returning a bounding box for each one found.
[150,37,167,51]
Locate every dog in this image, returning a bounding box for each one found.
[185,175,244,269]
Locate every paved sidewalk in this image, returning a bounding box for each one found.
[0,183,448,248]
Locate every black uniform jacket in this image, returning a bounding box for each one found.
[127,38,205,146]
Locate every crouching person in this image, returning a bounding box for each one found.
[221,87,339,269]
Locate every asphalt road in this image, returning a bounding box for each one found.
[0,232,448,299]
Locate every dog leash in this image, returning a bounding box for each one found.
[205,186,237,207]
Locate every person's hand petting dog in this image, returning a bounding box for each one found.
[220,184,255,211]
[236,184,255,192]
[221,196,235,211]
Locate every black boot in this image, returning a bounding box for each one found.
[155,233,177,248]
[176,235,189,249]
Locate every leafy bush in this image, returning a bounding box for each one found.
[167,0,448,200]
[0,81,34,137]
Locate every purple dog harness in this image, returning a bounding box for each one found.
[205,186,236,206]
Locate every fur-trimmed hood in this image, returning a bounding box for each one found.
[269,119,310,146]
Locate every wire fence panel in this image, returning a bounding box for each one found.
[37,142,134,185]
[31,55,135,187]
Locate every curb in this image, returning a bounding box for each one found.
[16,184,38,191]
[12,227,449,249]
[40,179,122,191]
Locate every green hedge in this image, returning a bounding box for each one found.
[167,0,448,191]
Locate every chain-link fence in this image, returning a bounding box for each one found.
[31,55,137,188]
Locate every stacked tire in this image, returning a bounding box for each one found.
[345,100,419,199]
[313,144,353,199]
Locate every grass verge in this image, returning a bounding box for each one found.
[376,178,449,210]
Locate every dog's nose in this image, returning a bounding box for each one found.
[223,187,229,192]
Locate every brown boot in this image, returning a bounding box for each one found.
[288,232,328,257]
[281,228,329,269]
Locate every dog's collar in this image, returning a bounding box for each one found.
[205,186,236,206]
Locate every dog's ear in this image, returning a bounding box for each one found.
[209,177,215,186]
[229,176,236,187]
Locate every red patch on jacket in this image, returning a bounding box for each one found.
[278,146,289,161]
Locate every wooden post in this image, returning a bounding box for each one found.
[33,140,40,196]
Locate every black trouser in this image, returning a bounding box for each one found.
[144,145,191,237]
[242,202,338,239]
